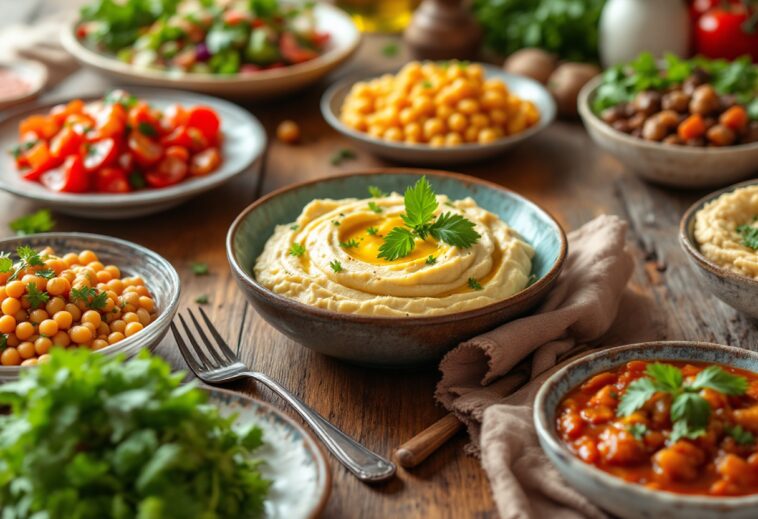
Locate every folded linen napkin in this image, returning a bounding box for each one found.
[436,214,660,519]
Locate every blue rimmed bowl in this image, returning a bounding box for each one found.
[534,341,758,519]
[227,169,567,367]
[0,232,180,382]
[207,388,331,519]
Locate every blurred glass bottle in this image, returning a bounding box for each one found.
[335,0,421,33]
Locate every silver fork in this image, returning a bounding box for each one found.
[170,307,396,483]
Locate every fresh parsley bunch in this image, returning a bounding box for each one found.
[378,177,481,261]
[618,363,748,444]
[0,349,270,519]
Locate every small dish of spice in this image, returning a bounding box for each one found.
[0,60,47,110]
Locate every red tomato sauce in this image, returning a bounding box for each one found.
[556,360,758,496]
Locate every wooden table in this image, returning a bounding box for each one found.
[1,5,756,518]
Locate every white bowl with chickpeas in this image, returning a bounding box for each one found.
[321,61,556,165]
[0,233,180,380]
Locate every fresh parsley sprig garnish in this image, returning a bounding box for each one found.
[70,286,108,310]
[191,262,209,276]
[1,246,46,281]
[725,424,755,446]
[10,209,55,236]
[377,177,481,261]
[329,260,342,273]
[737,223,758,250]
[339,239,359,249]
[468,278,483,290]
[367,201,383,214]
[366,227,378,236]
[628,423,647,440]
[368,186,387,198]
[618,363,748,443]
[426,255,437,265]
[26,283,50,310]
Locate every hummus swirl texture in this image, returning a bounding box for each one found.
[694,185,758,280]
[254,194,534,317]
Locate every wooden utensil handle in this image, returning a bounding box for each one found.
[394,413,463,468]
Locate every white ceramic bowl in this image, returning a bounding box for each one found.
[0,233,180,382]
[320,65,556,165]
[679,179,758,319]
[207,388,331,519]
[535,341,758,519]
[0,60,47,110]
[60,3,361,99]
[0,87,265,219]
[578,76,758,189]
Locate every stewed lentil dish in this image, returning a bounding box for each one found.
[593,53,758,147]
[557,360,758,496]
[339,61,540,147]
[0,246,158,366]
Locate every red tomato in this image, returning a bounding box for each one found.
[280,32,319,64]
[50,99,85,125]
[117,153,134,171]
[50,128,83,161]
[128,101,162,136]
[695,6,758,61]
[128,131,163,167]
[89,103,127,140]
[145,155,188,188]
[161,104,189,132]
[186,106,221,142]
[165,145,190,162]
[190,147,221,176]
[65,113,95,136]
[83,138,119,172]
[161,125,194,148]
[311,31,330,48]
[40,155,88,193]
[94,167,130,193]
[223,9,248,25]
[19,114,60,140]
[23,141,54,181]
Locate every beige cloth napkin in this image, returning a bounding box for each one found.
[436,215,660,519]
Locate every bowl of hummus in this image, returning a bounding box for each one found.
[227,169,567,367]
[680,180,758,319]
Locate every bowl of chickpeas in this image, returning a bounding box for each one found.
[0,233,180,380]
[321,61,556,165]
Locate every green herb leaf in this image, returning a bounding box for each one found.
[426,255,437,265]
[35,269,56,280]
[290,224,299,231]
[330,148,356,166]
[377,227,416,261]
[0,334,6,349]
[617,377,658,417]
[26,283,50,310]
[195,294,209,305]
[737,224,758,250]
[137,122,157,137]
[671,393,711,429]
[10,209,55,236]
[628,423,647,441]
[401,176,438,230]
[329,260,342,273]
[0,253,12,273]
[725,424,755,446]
[428,212,481,249]
[128,172,146,190]
[288,243,306,257]
[646,363,683,393]
[368,186,387,198]
[669,419,707,444]
[688,365,748,396]
[368,201,383,214]
[381,42,399,57]
[191,262,209,276]
[332,220,341,226]
[366,227,378,236]
[468,278,483,290]
[339,239,358,249]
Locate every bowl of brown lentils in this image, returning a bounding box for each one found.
[578,53,758,189]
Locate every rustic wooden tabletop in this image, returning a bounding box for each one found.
[1,2,756,518]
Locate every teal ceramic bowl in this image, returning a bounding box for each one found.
[227,169,567,367]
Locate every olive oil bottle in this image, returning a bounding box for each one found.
[336,0,420,33]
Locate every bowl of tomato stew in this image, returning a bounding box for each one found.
[534,341,758,519]
[0,88,265,219]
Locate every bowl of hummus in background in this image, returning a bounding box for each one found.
[227,169,566,368]
[0,60,47,111]
[680,179,758,319]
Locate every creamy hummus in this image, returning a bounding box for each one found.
[694,185,758,280]
[254,193,534,317]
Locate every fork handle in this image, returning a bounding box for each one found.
[244,371,396,483]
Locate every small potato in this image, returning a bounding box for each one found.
[547,62,601,118]
[502,48,558,85]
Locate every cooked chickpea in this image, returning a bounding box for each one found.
[38,319,58,337]
[54,310,73,330]
[5,281,24,299]
[45,296,66,315]
[65,303,82,321]
[0,315,16,334]
[78,250,97,265]
[1,297,21,315]
[339,61,540,147]
[29,309,48,324]
[17,341,35,359]
[20,358,37,367]
[52,331,70,347]
[81,310,102,327]
[1,348,21,366]
[108,332,125,345]
[276,120,301,144]
[15,322,34,341]
[92,339,109,351]
[125,322,144,337]
[34,337,52,355]
[70,325,93,344]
